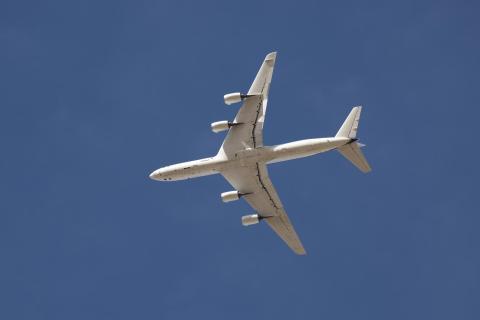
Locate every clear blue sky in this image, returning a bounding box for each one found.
[1,0,479,319]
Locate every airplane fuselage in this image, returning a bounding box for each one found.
[149,136,350,181]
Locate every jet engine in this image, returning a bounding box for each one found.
[211,121,232,133]
[224,92,248,105]
[211,121,241,133]
[241,214,262,226]
[221,190,242,202]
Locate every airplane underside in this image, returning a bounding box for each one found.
[149,52,371,255]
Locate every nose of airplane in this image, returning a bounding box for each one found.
[149,169,161,180]
[149,171,156,180]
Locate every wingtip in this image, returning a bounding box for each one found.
[265,51,277,61]
[352,105,362,111]
[294,246,307,255]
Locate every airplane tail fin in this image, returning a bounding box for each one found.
[335,106,372,173]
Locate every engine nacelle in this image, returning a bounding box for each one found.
[242,214,262,226]
[221,190,241,203]
[224,92,247,105]
[211,120,231,133]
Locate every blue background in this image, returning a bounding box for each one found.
[1,0,479,319]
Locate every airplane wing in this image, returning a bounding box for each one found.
[218,52,277,157]
[221,163,306,255]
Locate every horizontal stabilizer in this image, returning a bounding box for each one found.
[336,106,362,139]
[336,106,371,173]
[338,142,371,173]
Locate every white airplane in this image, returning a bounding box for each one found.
[149,52,371,255]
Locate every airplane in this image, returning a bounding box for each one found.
[149,52,371,255]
